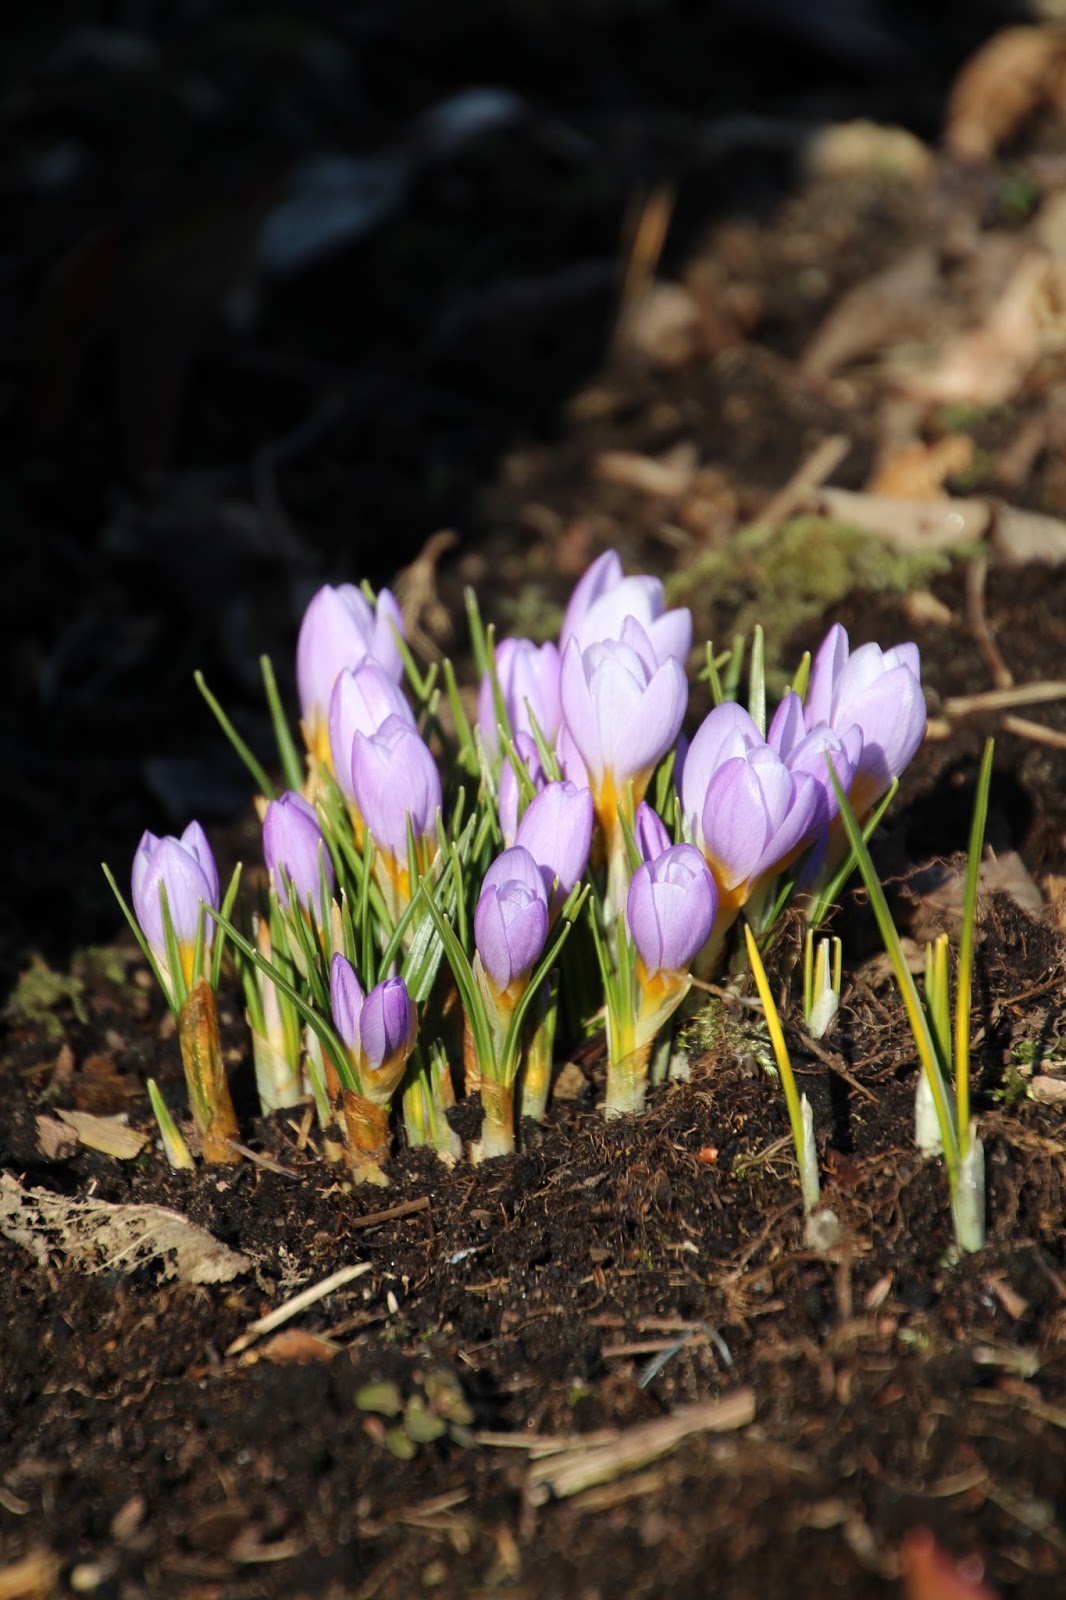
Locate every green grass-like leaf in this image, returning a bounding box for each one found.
[195,671,276,800]
[829,764,959,1184]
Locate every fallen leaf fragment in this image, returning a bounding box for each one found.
[900,254,1061,408]
[594,443,698,499]
[944,27,1066,164]
[992,502,1066,564]
[615,279,706,369]
[812,485,989,551]
[0,1172,252,1285]
[803,120,932,184]
[0,1546,62,1600]
[35,1117,78,1162]
[253,1328,341,1364]
[866,435,975,499]
[54,1108,149,1159]
[801,248,938,379]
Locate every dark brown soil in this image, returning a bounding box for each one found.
[5,7,1066,1599]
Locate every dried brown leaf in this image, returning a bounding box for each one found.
[945,27,1066,163]
[54,1108,149,1159]
[900,254,1062,407]
[801,248,938,379]
[0,1173,252,1284]
[866,435,975,499]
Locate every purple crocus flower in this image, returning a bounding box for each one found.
[350,714,441,860]
[769,690,863,839]
[360,977,418,1075]
[497,732,549,847]
[132,821,219,966]
[330,951,365,1051]
[696,747,820,912]
[559,617,687,836]
[263,791,334,912]
[296,584,405,762]
[627,844,718,977]
[474,846,550,999]
[804,624,926,814]
[680,704,823,913]
[514,780,594,910]
[679,701,765,836]
[555,722,590,792]
[634,801,672,863]
[478,636,561,756]
[329,664,415,805]
[560,549,692,667]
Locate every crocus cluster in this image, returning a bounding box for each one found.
[115,549,928,1181]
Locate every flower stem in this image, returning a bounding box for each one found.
[479,1078,516,1158]
[176,977,240,1163]
[605,1039,653,1118]
[341,1092,391,1186]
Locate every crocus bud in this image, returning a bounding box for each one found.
[263,791,334,912]
[497,732,548,847]
[329,951,365,1052]
[514,780,594,911]
[478,636,561,756]
[559,618,687,839]
[360,977,418,1079]
[634,801,672,863]
[696,748,820,914]
[328,664,414,804]
[804,624,926,814]
[560,548,692,666]
[296,583,405,763]
[350,714,441,858]
[627,844,718,978]
[474,846,549,1000]
[132,822,219,981]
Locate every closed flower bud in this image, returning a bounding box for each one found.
[559,618,687,837]
[627,844,717,977]
[360,977,418,1076]
[497,732,548,848]
[561,548,691,666]
[696,748,819,911]
[634,801,672,863]
[296,584,405,763]
[328,664,414,804]
[329,952,365,1052]
[263,791,334,912]
[474,846,549,997]
[132,822,219,972]
[478,636,561,756]
[350,715,441,859]
[514,780,593,910]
